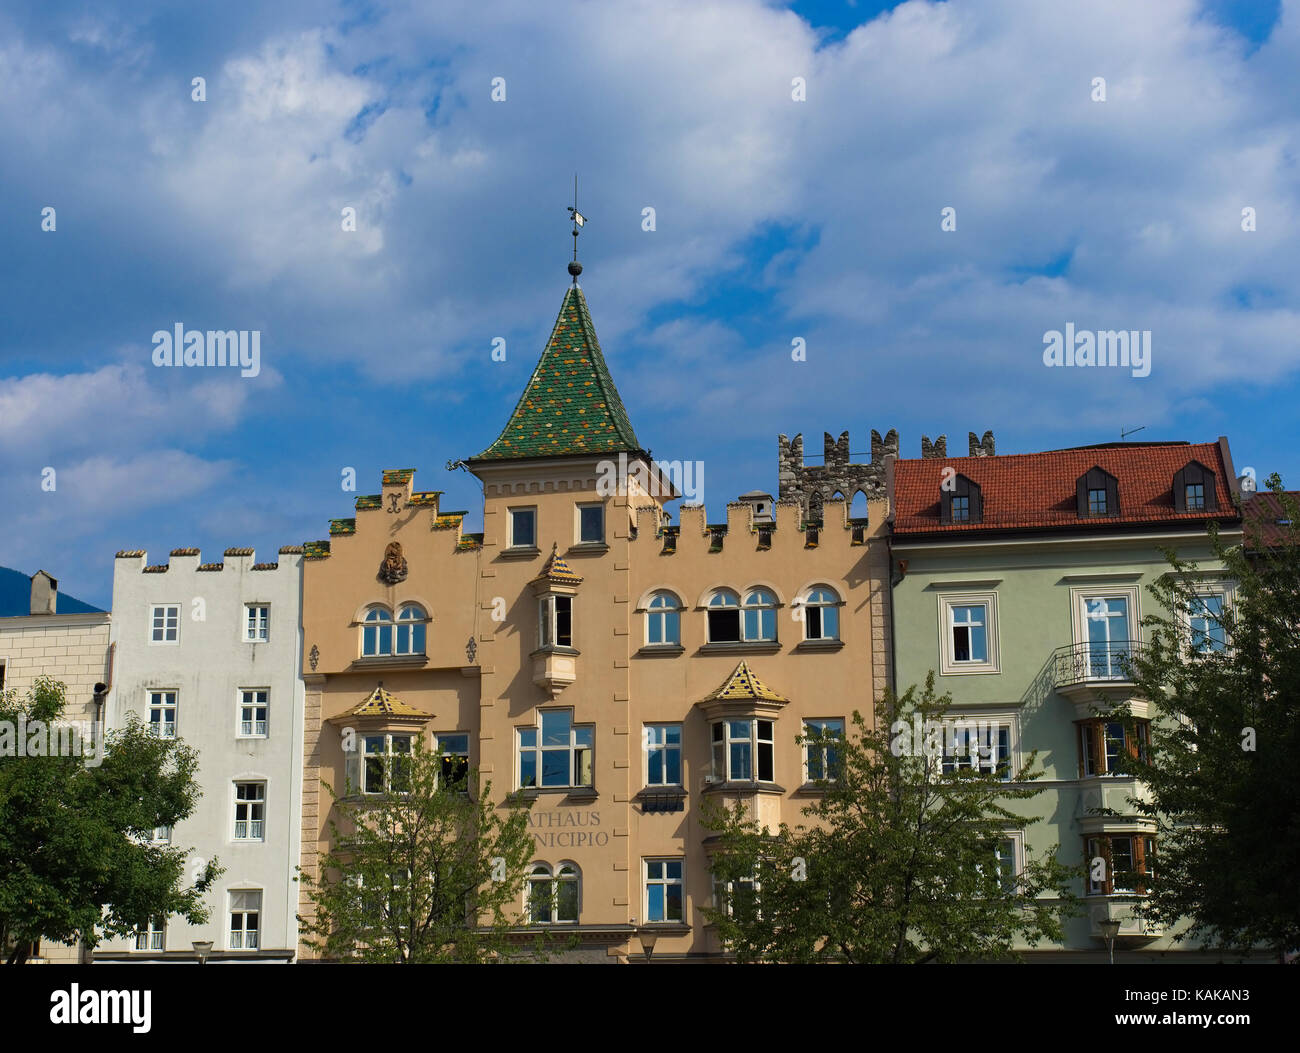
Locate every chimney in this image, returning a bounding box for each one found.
[30,570,57,615]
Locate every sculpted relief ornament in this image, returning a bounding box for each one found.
[378,542,408,585]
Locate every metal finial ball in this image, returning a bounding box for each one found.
[568,261,583,277]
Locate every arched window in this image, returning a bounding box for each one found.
[707,589,741,643]
[646,591,681,646]
[396,604,427,655]
[742,589,777,642]
[362,607,393,656]
[526,862,580,924]
[803,586,840,641]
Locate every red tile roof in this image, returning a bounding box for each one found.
[893,441,1239,536]
[1243,491,1300,550]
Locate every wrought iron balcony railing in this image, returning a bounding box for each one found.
[1051,640,1144,689]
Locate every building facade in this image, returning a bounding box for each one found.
[297,282,893,961]
[96,546,306,962]
[889,437,1259,960]
[0,570,111,963]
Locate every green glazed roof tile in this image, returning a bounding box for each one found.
[472,286,640,461]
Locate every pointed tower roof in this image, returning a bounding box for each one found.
[470,286,641,462]
[349,684,430,719]
[697,661,790,706]
[532,542,584,586]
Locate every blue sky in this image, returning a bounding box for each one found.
[1,0,1297,608]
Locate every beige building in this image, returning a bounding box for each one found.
[298,279,891,961]
[0,570,112,963]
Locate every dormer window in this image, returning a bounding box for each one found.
[941,475,982,525]
[1076,467,1119,518]
[1172,460,1217,513]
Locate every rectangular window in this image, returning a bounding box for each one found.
[994,838,1016,892]
[1187,593,1226,653]
[938,593,999,675]
[229,890,261,950]
[1088,488,1108,515]
[712,719,774,782]
[951,495,970,522]
[539,595,573,648]
[134,916,165,951]
[437,732,470,790]
[1185,482,1205,511]
[363,734,413,794]
[510,507,537,549]
[239,689,269,737]
[951,604,987,663]
[645,859,684,922]
[1080,719,1149,777]
[645,724,682,786]
[578,504,604,544]
[1083,595,1132,678]
[518,711,593,789]
[152,825,173,844]
[244,604,269,642]
[234,782,265,841]
[941,722,1012,781]
[149,691,177,739]
[150,605,179,643]
[1086,835,1155,894]
[803,718,844,782]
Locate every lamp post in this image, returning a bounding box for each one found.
[192,940,213,965]
[1098,919,1121,965]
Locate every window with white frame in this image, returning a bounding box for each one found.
[803,718,844,782]
[362,605,426,656]
[244,604,269,642]
[1086,835,1155,895]
[526,862,580,924]
[396,605,427,654]
[801,586,840,641]
[437,732,470,790]
[538,595,573,648]
[134,915,165,951]
[509,507,537,549]
[938,593,999,674]
[1186,591,1227,654]
[152,825,172,844]
[1071,586,1140,680]
[234,782,265,841]
[229,890,261,949]
[518,710,593,789]
[644,859,684,923]
[362,606,393,656]
[577,503,605,544]
[645,591,681,646]
[363,733,413,794]
[741,589,778,642]
[711,719,775,782]
[150,604,179,644]
[940,721,1013,781]
[149,691,177,739]
[645,724,682,786]
[713,872,761,918]
[706,590,742,643]
[239,689,269,737]
[974,836,1019,893]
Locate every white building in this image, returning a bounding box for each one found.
[96,546,305,962]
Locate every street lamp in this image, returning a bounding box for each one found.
[637,928,659,963]
[192,940,213,965]
[1098,919,1121,965]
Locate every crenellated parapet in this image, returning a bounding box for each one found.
[632,494,869,553]
[777,428,897,520]
[113,546,302,572]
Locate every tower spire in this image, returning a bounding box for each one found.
[566,173,586,284]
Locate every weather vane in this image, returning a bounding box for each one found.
[567,173,586,283]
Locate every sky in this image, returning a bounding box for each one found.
[0,0,1296,609]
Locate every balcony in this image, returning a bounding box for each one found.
[1086,898,1163,940]
[1051,640,1144,705]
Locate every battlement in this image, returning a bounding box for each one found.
[114,547,302,572]
[305,468,479,559]
[633,495,872,553]
[920,430,996,459]
[777,428,897,520]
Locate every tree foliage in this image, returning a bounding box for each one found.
[1113,480,1300,957]
[701,676,1078,963]
[0,676,221,964]
[298,736,550,962]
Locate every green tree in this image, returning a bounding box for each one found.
[0,676,221,964]
[701,676,1078,963]
[1109,480,1300,957]
[299,736,549,962]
